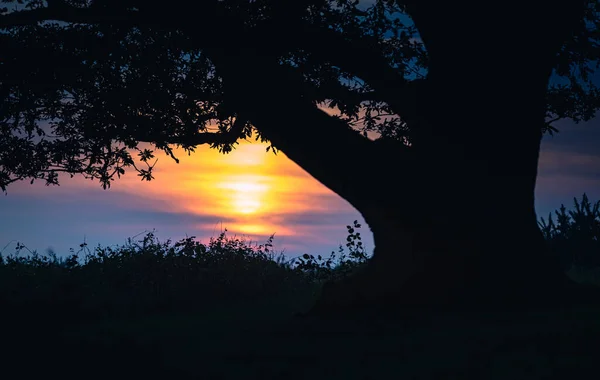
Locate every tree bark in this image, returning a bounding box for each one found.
[308,0,597,316]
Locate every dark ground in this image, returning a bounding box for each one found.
[3,289,600,380]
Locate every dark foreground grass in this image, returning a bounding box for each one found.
[6,295,600,380]
[2,195,600,379]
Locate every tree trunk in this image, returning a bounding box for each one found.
[310,172,592,316]
[308,1,598,316]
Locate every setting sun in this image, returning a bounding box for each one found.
[1,131,369,258]
[70,136,360,254]
[217,176,270,215]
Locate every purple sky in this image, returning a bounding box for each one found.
[1,116,599,259]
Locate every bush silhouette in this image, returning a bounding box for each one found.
[2,197,599,330]
[539,193,600,271]
[0,223,368,327]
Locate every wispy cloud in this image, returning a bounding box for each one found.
[2,116,599,258]
[0,139,369,257]
[536,117,600,217]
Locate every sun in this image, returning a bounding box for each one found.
[218,177,269,215]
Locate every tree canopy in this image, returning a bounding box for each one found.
[1,0,599,193]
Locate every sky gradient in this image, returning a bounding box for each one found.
[0,136,365,259]
[1,116,599,259]
[3,1,597,261]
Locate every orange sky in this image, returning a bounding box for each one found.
[1,118,600,258]
[113,138,355,244]
[0,136,367,257]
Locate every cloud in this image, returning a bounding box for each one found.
[0,143,372,259]
[542,118,600,157]
[4,114,598,261]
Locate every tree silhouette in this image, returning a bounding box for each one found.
[2,0,600,314]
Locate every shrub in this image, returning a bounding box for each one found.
[539,193,600,270]
[292,220,370,284]
[0,223,369,326]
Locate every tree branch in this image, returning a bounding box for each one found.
[1,2,418,209]
[296,26,424,126]
[163,117,246,148]
[1,3,424,129]
[107,111,246,148]
[206,48,414,212]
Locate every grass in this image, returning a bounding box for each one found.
[1,195,600,379]
[0,221,368,328]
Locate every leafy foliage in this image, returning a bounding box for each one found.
[0,0,421,191]
[539,193,600,269]
[1,0,599,191]
[292,220,369,283]
[0,222,369,326]
[546,1,600,135]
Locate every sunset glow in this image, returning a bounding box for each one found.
[217,176,270,215]
[3,121,598,259]
[0,135,363,256]
[125,137,364,252]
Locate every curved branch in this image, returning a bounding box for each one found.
[1,3,424,126]
[163,117,247,148]
[107,111,246,148]
[299,26,424,125]
[206,48,414,212]
[1,2,419,207]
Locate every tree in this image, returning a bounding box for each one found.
[1,0,600,314]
